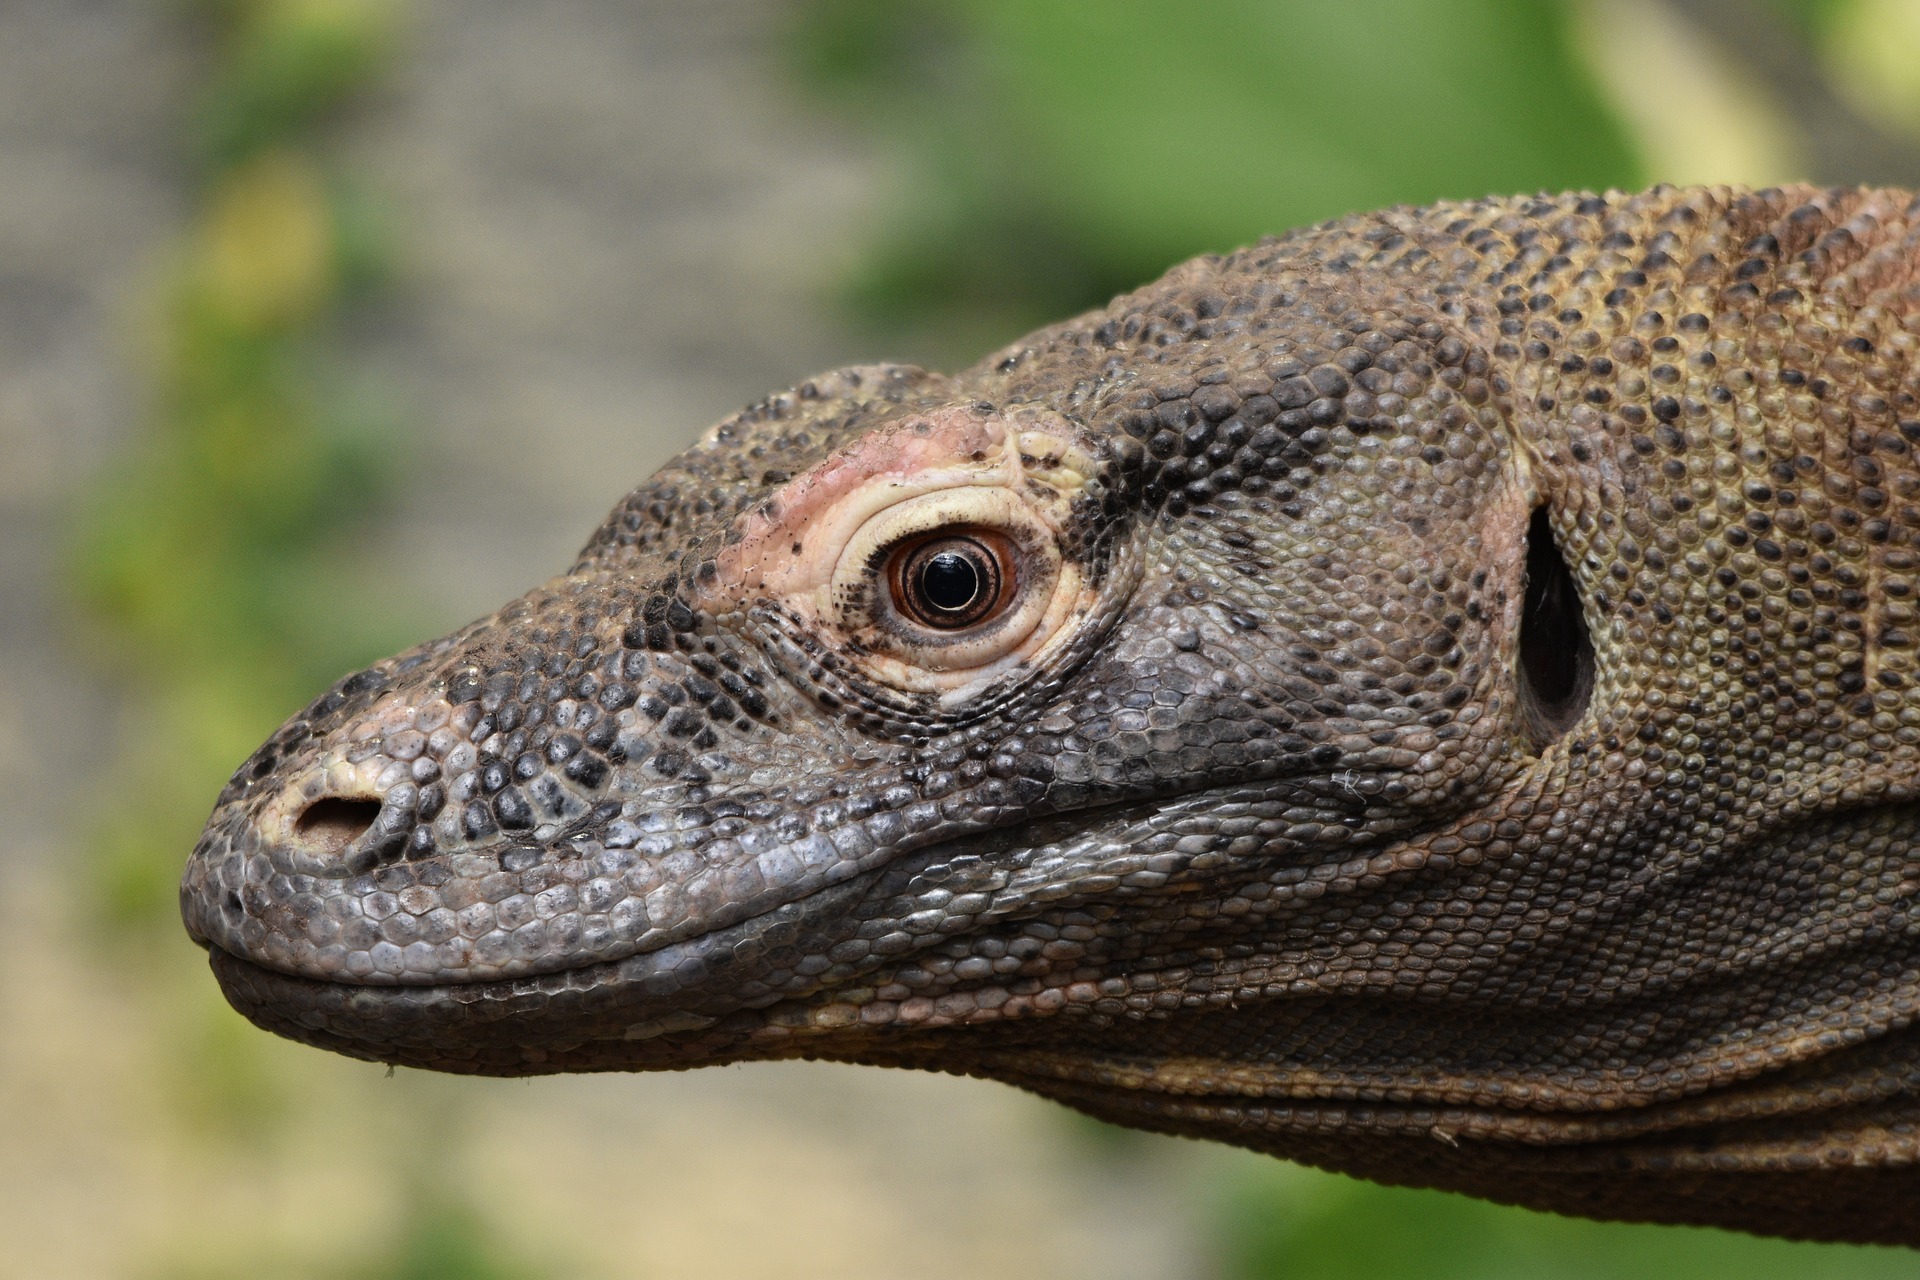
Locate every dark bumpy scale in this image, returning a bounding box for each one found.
[183,186,1920,1245]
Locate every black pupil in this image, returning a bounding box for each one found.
[920,551,981,612]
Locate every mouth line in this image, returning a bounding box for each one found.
[205,932,620,1003]
[213,800,1002,1007]
[200,851,900,1071]
[205,768,1390,1032]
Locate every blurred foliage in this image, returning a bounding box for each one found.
[68,2,548,1276]
[1824,0,1920,138]
[1762,0,1852,34]
[350,1204,547,1280]
[789,1,1915,1276]
[193,0,399,168]
[156,1202,546,1280]
[790,0,1641,351]
[73,0,408,934]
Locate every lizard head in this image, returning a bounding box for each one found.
[184,187,1920,1243]
[183,248,1554,1070]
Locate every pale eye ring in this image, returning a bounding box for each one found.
[889,531,1016,630]
[825,486,1068,679]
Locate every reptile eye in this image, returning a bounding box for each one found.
[811,481,1087,687]
[890,532,1015,630]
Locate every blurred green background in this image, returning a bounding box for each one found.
[7,0,1920,1276]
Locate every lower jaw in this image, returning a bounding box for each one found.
[206,942,801,1073]
[200,862,897,1075]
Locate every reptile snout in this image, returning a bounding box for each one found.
[183,642,655,985]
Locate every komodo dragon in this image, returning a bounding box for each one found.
[182,185,1920,1244]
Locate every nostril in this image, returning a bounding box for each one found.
[293,797,383,854]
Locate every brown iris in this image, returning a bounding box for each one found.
[889,531,1015,630]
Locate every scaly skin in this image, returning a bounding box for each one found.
[183,185,1920,1243]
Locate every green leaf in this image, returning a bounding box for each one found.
[793,0,1642,343]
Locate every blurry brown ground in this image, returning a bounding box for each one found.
[2,2,1916,1278]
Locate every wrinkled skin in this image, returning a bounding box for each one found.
[184,186,1920,1244]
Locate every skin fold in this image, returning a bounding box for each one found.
[183,185,1920,1244]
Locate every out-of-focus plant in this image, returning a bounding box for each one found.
[1823,0,1920,138]
[70,3,546,1276]
[787,2,1914,1275]
[1764,0,1851,32]
[73,0,408,931]
[790,0,1641,353]
[348,1201,545,1280]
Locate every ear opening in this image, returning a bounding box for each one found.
[1517,506,1594,749]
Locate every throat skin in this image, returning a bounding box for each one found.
[183,185,1920,1245]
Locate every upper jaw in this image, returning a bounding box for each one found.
[193,777,1422,1073]
[179,613,1081,991]
[180,758,1003,990]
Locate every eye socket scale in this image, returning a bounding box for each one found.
[890,532,1014,630]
